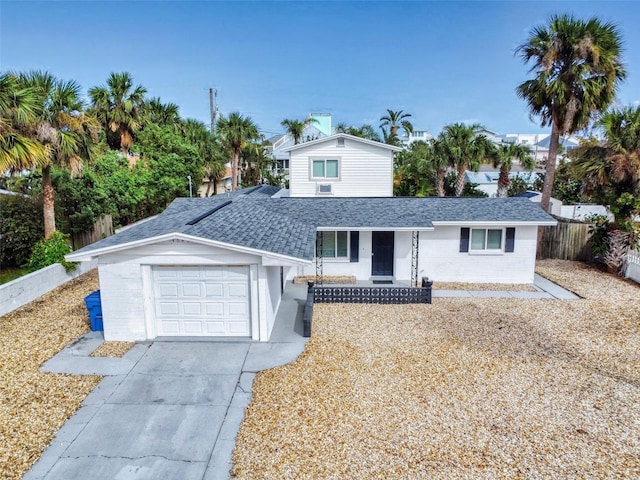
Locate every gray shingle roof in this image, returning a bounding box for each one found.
[70,188,555,261]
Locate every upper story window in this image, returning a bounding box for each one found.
[471,228,503,251]
[312,159,339,179]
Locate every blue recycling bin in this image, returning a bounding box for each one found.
[84,290,103,331]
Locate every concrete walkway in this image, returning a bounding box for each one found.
[433,274,579,300]
[25,283,309,480]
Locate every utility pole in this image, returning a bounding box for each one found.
[209,88,217,134]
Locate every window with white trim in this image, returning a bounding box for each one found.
[316,231,348,258]
[470,228,503,251]
[312,159,339,179]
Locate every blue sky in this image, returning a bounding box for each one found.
[2,1,639,138]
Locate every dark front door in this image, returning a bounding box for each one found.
[371,231,394,276]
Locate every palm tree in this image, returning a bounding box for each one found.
[280,117,318,144]
[492,142,536,197]
[144,97,180,128]
[439,123,494,197]
[217,112,260,191]
[18,71,99,238]
[571,106,640,223]
[516,14,626,213]
[335,123,381,142]
[380,109,413,145]
[430,138,449,197]
[0,73,48,172]
[89,72,147,156]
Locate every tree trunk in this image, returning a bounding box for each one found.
[496,165,510,198]
[541,122,560,213]
[231,152,239,191]
[205,177,213,197]
[42,165,56,239]
[436,169,446,197]
[454,164,466,197]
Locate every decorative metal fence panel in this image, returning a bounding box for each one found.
[312,285,432,304]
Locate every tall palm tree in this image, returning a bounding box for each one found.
[89,72,147,156]
[280,117,318,144]
[439,123,494,197]
[516,14,626,213]
[0,73,48,172]
[18,71,99,238]
[380,109,413,145]
[492,142,536,197]
[429,138,449,197]
[217,112,260,191]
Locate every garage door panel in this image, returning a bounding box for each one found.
[160,320,180,335]
[181,283,202,297]
[153,266,251,337]
[158,302,180,315]
[228,284,248,297]
[205,284,224,297]
[228,302,248,316]
[158,284,178,297]
[183,302,202,315]
[183,321,204,334]
[205,302,224,316]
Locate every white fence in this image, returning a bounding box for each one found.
[625,250,640,284]
[0,260,97,317]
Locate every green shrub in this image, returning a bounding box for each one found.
[0,194,44,268]
[26,231,76,272]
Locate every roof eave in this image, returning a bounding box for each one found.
[65,232,313,265]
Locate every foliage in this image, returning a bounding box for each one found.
[334,123,381,142]
[444,173,488,197]
[0,194,43,268]
[53,168,108,234]
[491,142,535,197]
[570,106,640,224]
[516,14,626,213]
[393,141,436,196]
[217,112,260,191]
[25,230,76,272]
[438,123,494,197]
[281,117,319,145]
[89,72,147,155]
[380,109,413,145]
[551,160,583,203]
[586,214,612,255]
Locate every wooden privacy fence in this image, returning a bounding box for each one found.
[72,215,114,250]
[537,217,593,261]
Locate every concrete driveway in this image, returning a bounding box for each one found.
[25,283,309,480]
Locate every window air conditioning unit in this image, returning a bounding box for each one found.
[317,183,332,194]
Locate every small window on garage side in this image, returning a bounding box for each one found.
[316,231,348,258]
[471,228,503,251]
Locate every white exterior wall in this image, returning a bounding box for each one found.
[289,139,393,197]
[299,231,413,281]
[96,241,285,342]
[418,225,539,283]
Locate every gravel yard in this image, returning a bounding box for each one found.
[232,260,640,479]
[432,282,537,291]
[0,270,101,480]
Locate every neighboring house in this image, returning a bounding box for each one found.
[516,191,562,216]
[198,165,232,197]
[498,133,581,163]
[67,133,556,343]
[268,113,332,176]
[398,129,434,147]
[465,171,541,197]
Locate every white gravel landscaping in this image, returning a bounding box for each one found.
[232,260,640,479]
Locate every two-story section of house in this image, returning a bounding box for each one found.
[283,133,402,197]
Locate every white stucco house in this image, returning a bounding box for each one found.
[67,133,556,342]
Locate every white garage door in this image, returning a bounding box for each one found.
[153,266,251,337]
